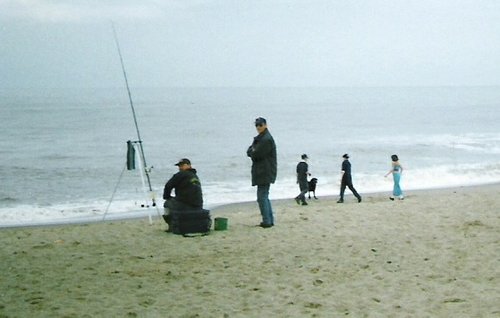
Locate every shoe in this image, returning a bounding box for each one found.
[294,197,300,205]
[301,201,308,206]
[259,222,274,228]
[337,199,344,203]
[399,196,404,200]
[389,197,395,201]
[358,197,362,203]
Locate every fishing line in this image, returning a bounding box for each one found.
[110,22,159,210]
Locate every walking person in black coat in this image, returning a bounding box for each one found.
[337,154,362,203]
[295,154,310,205]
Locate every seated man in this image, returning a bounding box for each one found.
[163,158,203,230]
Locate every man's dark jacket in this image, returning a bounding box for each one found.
[247,129,277,186]
[163,168,203,207]
[296,161,308,182]
[341,160,353,182]
[296,161,309,190]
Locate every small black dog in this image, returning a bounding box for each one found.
[308,178,318,199]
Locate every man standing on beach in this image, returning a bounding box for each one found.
[337,154,362,203]
[295,154,310,206]
[247,117,277,228]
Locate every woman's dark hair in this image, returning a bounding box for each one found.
[391,154,399,162]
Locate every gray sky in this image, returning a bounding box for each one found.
[1,0,499,88]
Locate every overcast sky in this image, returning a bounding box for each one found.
[1,0,499,88]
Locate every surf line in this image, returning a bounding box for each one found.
[104,23,161,223]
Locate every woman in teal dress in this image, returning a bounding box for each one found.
[385,154,404,200]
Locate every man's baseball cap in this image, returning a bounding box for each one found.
[175,158,191,166]
[255,117,267,125]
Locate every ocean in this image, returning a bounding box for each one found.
[1,86,499,226]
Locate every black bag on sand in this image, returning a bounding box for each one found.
[170,209,211,236]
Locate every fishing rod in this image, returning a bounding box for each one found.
[111,23,157,208]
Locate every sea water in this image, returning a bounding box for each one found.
[1,86,499,226]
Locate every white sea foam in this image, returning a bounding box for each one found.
[1,162,498,227]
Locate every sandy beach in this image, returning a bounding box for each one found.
[1,185,499,317]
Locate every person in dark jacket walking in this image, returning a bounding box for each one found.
[163,158,203,229]
[295,154,310,205]
[337,154,362,203]
[247,117,277,228]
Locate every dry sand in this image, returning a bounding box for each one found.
[1,185,499,317]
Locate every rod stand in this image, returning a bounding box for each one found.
[103,141,162,224]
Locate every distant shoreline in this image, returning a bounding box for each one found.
[2,182,499,229]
